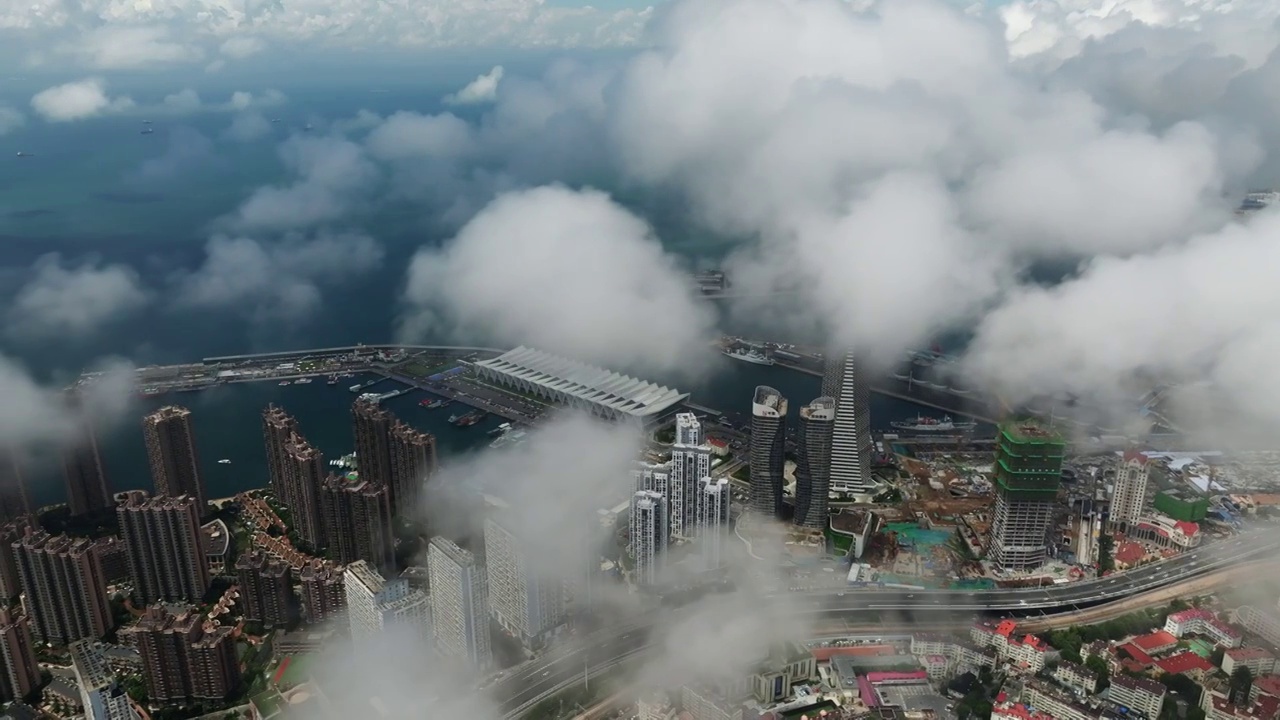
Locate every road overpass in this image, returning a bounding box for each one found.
[492,532,1279,718]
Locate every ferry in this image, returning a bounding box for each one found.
[890,415,976,433]
[723,347,775,366]
[488,422,512,436]
[451,410,487,427]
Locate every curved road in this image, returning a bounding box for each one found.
[492,532,1280,717]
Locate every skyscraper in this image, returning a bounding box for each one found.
[235,551,293,628]
[117,494,210,604]
[299,560,346,624]
[0,451,31,525]
[281,433,326,551]
[0,520,30,602]
[633,461,671,509]
[388,420,436,518]
[985,421,1066,573]
[0,610,40,703]
[750,386,787,517]
[70,640,137,720]
[125,607,239,704]
[143,406,205,511]
[794,396,836,529]
[352,397,393,488]
[484,517,565,646]
[822,351,874,495]
[13,532,112,645]
[427,537,491,669]
[698,476,731,570]
[62,399,112,517]
[262,405,298,501]
[669,413,712,538]
[630,490,668,586]
[1111,450,1150,528]
[321,473,394,569]
[344,561,431,645]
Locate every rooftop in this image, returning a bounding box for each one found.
[1155,651,1214,675]
[1111,674,1167,696]
[1132,630,1178,652]
[1000,421,1065,445]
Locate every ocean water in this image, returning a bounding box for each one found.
[1,68,971,507]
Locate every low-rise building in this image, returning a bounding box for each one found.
[1054,661,1099,695]
[681,684,743,720]
[1025,679,1094,720]
[992,701,1056,720]
[1131,630,1178,656]
[1203,689,1280,720]
[1108,675,1166,719]
[1250,675,1280,704]
[1224,648,1276,677]
[751,643,817,704]
[1237,606,1280,648]
[1165,609,1243,648]
[911,633,997,676]
[972,620,1050,672]
[1155,651,1215,681]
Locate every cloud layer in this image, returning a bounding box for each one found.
[29,78,133,122]
[7,255,149,341]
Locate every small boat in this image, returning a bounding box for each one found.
[140,128,155,135]
[327,376,338,385]
[439,399,453,408]
[294,377,312,384]
[217,459,232,465]
[420,398,444,409]
[488,423,512,436]
[279,380,291,386]
[142,120,153,125]
[448,413,462,423]
[16,152,32,158]
[271,118,282,124]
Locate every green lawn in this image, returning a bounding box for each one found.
[278,653,316,689]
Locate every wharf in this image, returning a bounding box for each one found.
[374,367,531,424]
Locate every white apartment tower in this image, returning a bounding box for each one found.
[1111,451,1150,528]
[698,477,731,570]
[344,561,432,645]
[633,462,671,503]
[70,640,138,720]
[822,351,875,495]
[427,537,492,670]
[630,490,669,586]
[483,518,565,645]
[669,413,713,538]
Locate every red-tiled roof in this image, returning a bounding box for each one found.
[993,702,1055,720]
[1252,674,1280,699]
[1115,542,1146,564]
[996,619,1017,637]
[1156,651,1214,675]
[1132,630,1178,652]
[1123,450,1150,465]
[1117,643,1155,667]
[1168,609,1216,623]
[1175,521,1199,536]
[1226,647,1272,662]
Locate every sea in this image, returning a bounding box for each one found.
[0,59,975,508]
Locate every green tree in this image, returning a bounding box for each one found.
[1186,707,1207,720]
[1230,667,1254,706]
[1097,534,1115,572]
[1085,654,1111,690]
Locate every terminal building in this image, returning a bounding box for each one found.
[472,347,688,426]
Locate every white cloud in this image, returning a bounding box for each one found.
[157,88,287,116]
[365,112,476,161]
[399,186,717,374]
[228,135,379,231]
[219,36,265,60]
[178,231,384,323]
[30,78,133,122]
[6,254,149,341]
[54,25,203,70]
[0,357,136,450]
[224,112,273,142]
[444,65,505,106]
[0,107,22,135]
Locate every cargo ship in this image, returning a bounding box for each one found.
[420,397,445,409]
[722,347,775,366]
[450,410,487,427]
[889,415,976,433]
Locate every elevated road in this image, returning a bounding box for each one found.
[492,533,1279,718]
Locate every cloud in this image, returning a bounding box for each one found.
[6,254,149,341]
[399,186,717,373]
[0,356,136,451]
[445,66,505,106]
[159,88,287,116]
[224,112,273,143]
[30,78,133,122]
[177,231,384,323]
[219,36,266,60]
[365,111,476,161]
[227,135,379,231]
[55,25,202,70]
[0,107,23,135]
[131,127,221,182]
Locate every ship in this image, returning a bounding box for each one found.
[890,415,976,432]
[294,377,312,384]
[491,429,527,449]
[327,376,338,385]
[451,410,487,427]
[16,152,32,158]
[140,128,154,135]
[420,398,444,409]
[722,347,775,366]
[488,422,512,436]
[279,380,291,386]
[217,459,232,465]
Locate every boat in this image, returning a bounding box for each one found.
[327,376,338,385]
[140,128,154,135]
[892,372,911,381]
[455,411,487,427]
[488,423,512,436]
[420,398,444,409]
[142,120,153,125]
[490,429,527,449]
[217,459,232,465]
[271,118,282,124]
[295,377,312,384]
[890,415,976,432]
[722,347,775,366]
[279,380,291,386]
[439,399,453,408]
[16,152,31,158]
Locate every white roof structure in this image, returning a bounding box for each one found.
[473,346,688,424]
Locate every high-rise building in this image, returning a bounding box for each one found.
[117,494,210,604]
[0,520,30,602]
[62,400,112,517]
[634,461,671,497]
[280,434,326,551]
[13,532,112,645]
[1111,450,1150,528]
[427,537,491,669]
[235,551,293,628]
[70,640,137,720]
[299,560,346,624]
[0,610,40,703]
[630,491,668,586]
[352,397,393,487]
[344,561,431,645]
[750,386,787,518]
[389,420,436,518]
[698,477,731,570]
[320,473,394,569]
[262,404,298,500]
[0,451,31,525]
[669,413,712,538]
[985,421,1066,573]
[125,607,239,703]
[822,351,874,495]
[794,397,836,529]
[93,536,131,587]
[143,406,205,511]
[484,517,565,645]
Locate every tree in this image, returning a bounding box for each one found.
[1097,533,1115,573]
[1230,667,1254,706]
[1186,707,1206,720]
[1085,654,1111,690]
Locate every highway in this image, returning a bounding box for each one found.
[491,532,1280,718]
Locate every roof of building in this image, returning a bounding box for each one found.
[1117,643,1156,667]
[1132,630,1178,652]
[1252,674,1280,699]
[811,645,897,662]
[1156,651,1214,675]
[474,346,689,419]
[1123,450,1150,465]
[1111,674,1167,696]
[1227,647,1274,662]
[1115,541,1147,565]
[992,702,1055,720]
